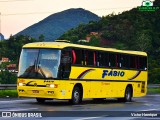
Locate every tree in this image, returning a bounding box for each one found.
[89,36,100,47]
[135,32,152,52]
[149,68,160,84]
[39,34,45,41]
[114,42,128,50]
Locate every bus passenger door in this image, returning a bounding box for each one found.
[59,49,72,79]
[57,49,72,98]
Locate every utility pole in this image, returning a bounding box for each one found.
[0,12,1,34]
[0,12,1,41]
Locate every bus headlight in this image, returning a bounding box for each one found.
[50,84,55,88]
[18,83,25,86]
[46,84,58,88]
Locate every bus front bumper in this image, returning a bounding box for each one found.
[17,86,67,99]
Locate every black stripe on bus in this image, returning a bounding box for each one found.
[24,79,143,87]
[25,85,46,87]
[63,79,143,83]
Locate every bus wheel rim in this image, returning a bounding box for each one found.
[74,91,80,103]
[126,89,131,101]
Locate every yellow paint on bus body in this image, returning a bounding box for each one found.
[17,42,147,100]
[18,67,147,99]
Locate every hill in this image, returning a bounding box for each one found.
[59,0,160,83]
[15,8,100,41]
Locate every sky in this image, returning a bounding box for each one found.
[0,0,143,39]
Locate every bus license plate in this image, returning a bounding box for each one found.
[32,90,39,93]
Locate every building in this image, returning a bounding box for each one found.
[7,64,17,72]
[1,57,9,62]
[90,32,98,36]
[85,32,99,42]
[7,64,16,70]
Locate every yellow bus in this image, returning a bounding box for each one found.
[17,41,148,104]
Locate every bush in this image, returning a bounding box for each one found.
[148,68,160,84]
[0,71,17,84]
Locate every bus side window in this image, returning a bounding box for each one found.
[117,54,121,68]
[82,50,85,66]
[130,55,136,69]
[94,52,97,66]
[98,52,109,67]
[60,50,72,79]
[120,55,124,68]
[72,49,83,65]
[105,52,109,67]
[139,57,147,70]
[85,50,88,66]
[144,57,147,70]
[109,53,116,68]
[98,52,102,66]
[121,55,129,68]
[81,50,85,66]
[97,52,100,67]
[135,56,139,69]
[72,50,76,64]
[87,50,94,66]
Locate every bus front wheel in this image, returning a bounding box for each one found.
[69,86,82,105]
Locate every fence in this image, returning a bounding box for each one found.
[147,84,160,88]
[0,84,17,90]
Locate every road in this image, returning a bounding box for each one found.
[0,94,159,120]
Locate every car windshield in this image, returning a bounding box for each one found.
[18,48,61,79]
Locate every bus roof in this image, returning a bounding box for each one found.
[23,41,147,56]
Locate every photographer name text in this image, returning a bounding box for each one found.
[131,112,158,117]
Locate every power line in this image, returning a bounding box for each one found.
[0,0,34,2]
[1,7,134,16]
[0,12,1,33]
[91,7,134,11]
[2,11,54,16]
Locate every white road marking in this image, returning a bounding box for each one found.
[74,115,108,120]
[0,108,38,111]
[0,99,33,103]
[140,108,160,111]
[147,94,160,96]
[144,103,153,106]
[141,118,160,120]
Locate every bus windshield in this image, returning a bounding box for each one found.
[18,48,61,79]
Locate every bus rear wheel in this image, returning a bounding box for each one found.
[118,86,132,102]
[69,86,82,105]
[36,98,46,103]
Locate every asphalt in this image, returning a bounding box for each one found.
[0,94,159,120]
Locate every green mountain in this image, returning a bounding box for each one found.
[59,0,160,83]
[15,8,100,41]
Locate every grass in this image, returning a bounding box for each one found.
[0,90,18,97]
[147,88,160,94]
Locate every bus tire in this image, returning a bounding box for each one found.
[70,86,82,105]
[36,98,46,103]
[118,86,132,102]
[124,86,132,102]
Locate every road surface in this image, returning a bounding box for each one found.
[0,94,159,120]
